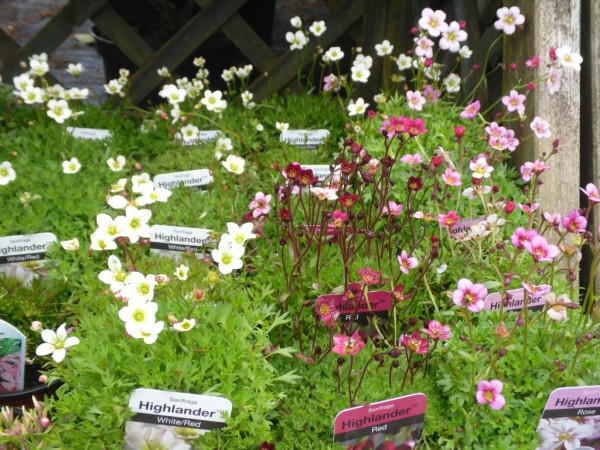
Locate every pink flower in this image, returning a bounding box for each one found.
[315,297,339,325]
[422,320,451,341]
[248,192,272,218]
[439,210,461,227]
[526,56,540,68]
[543,212,562,227]
[562,210,587,233]
[547,68,562,95]
[380,116,412,139]
[520,162,534,182]
[519,202,539,214]
[358,267,381,285]
[502,89,526,116]
[310,186,338,201]
[522,282,552,297]
[415,36,435,58]
[423,84,441,104]
[328,210,348,229]
[581,183,600,204]
[530,116,551,138]
[510,227,538,249]
[382,201,404,216]
[332,331,365,355]
[522,235,560,262]
[460,100,480,119]
[398,250,418,275]
[407,90,426,111]
[400,153,424,166]
[485,122,507,138]
[453,278,487,312]
[401,331,429,354]
[442,168,462,186]
[476,379,506,410]
[418,8,447,37]
[494,6,525,35]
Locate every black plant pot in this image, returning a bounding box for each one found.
[0,364,62,409]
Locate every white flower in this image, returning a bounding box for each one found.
[324,46,344,62]
[107,195,128,209]
[221,222,256,248]
[90,231,118,251]
[174,264,189,281]
[439,21,467,53]
[544,293,571,321]
[125,422,191,449]
[35,323,79,363]
[109,178,127,193]
[375,39,394,56]
[121,273,157,303]
[67,87,89,100]
[241,90,254,107]
[158,84,186,104]
[347,98,369,116]
[555,45,583,71]
[221,68,235,82]
[290,16,302,28]
[276,121,289,132]
[62,157,81,174]
[396,54,413,71]
[0,161,17,185]
[121,206,152,243]
[222,155,245,174]
[216,137,233,152]
[419,8,447,37]
[104,79,124,95]
[494,6,525,35]
[13,73,34,91]
[309,20,326,36]
[310,186,338,201]
[437,263,448,274]
[98,255,130,293]
[130,321,165,344]
[95,213,125,240]
[459,45,473,58]
[353,54,373,69]
[29,59,49,76]
[19,86,44,104]
[47,99,72,123]
[237,64,253,78]
[179,124,199,143]
[547,68,563,95]
[173,318,196,332]
[211,240,245,275]
[60,238,80,251]
[107,155,126,172]
[136,188,172,206]
[131,173,154,195]
[443,73,461,93]
[157,66,170,77]
[286,30,308,50]
[66,63,83,76]
[200,89,227,112]
[119,297,157,325]
[351,65,370,83]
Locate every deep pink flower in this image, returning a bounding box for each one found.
[581,183,600,204]
[358,267,381,285]
[522,235,560,262]
[248,192,272,218]
[328,210,347,229]
[442,168,462,186]
[398,250,418,275]
[332,331,366,355]
[344,282,363,302]
[453,278,487,312]
[476,379,506,410]
[562,210,587,233]
[510,227,538,249]
[526,56,541,68]
[460,100,480,119]
[408,118,428,136]
[401,332,429,354]
[315,297,339,325]
[438,210,461,227]
[422,320,452,341]
[380,116,411,139]
[382,201,404,216]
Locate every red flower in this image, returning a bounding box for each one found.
[341,161,356,175]
[408,118,428,136]
[340,192,359,209]
[407,177,423,191]
[283,163,302,181]
[401,331,429,354]
[280,209,292,222]
[298,169,317,186]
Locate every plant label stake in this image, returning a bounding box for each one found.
[66,127,112,140]
[281,129,330,149]
[333,393,427,447]
[150,225,212,260]
[154,169,213,191]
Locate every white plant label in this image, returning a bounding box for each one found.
[153,169,213,190]
[67,127,112,140]
[281,129,330,149]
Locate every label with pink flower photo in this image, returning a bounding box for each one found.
[154,169,213,190]
[0,319,26,393]
[125,388,232,449]
[280,129,330,149]
[483,288,546,312]
[536,386,600,449]
[333,393,426,446]
[150,225,212,259]
[317,291,392,323]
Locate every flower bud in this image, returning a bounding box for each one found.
[337,357,346,365]
[30,321,43,331]
[389,348,401,358]
[39,375,48,383]
[505,200,516,213]
[498,348,507,358]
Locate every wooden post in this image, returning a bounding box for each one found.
[504,0,581,218]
